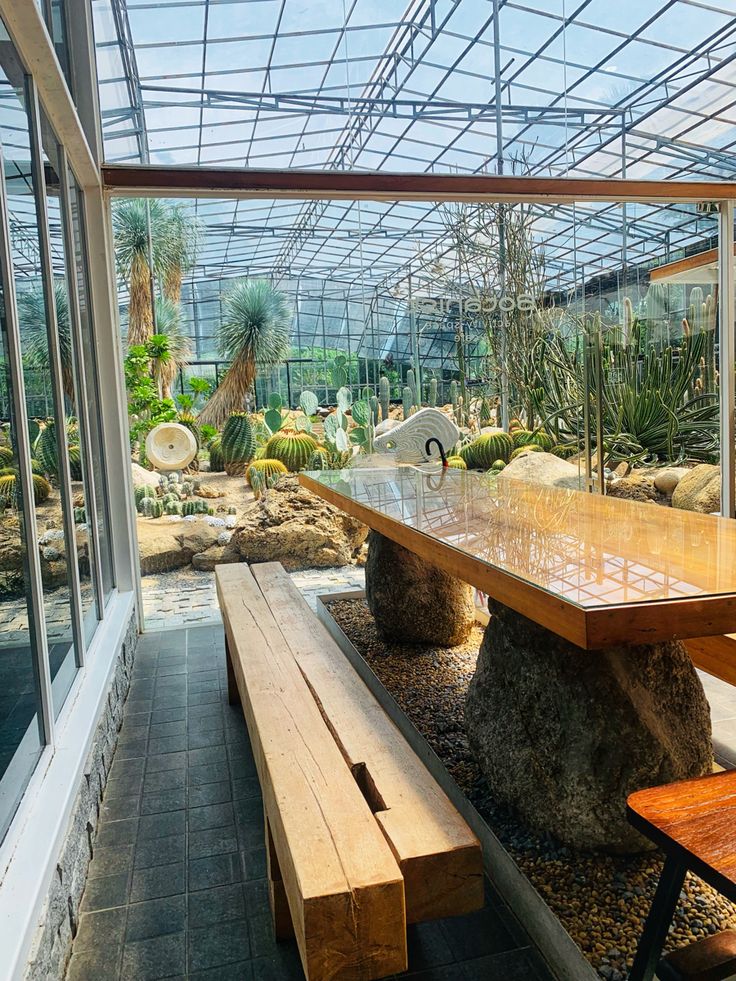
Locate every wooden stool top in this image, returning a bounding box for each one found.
[627,771,736,902]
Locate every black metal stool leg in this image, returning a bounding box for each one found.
[629,856,687,981]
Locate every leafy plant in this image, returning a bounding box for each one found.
[198,280,292,429]
[18,279,74,403]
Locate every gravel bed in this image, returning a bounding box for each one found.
[330,597,736,981]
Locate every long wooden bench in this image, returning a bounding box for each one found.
[686,635,736,688]
[216,563,407,981]
[216,561,483,980]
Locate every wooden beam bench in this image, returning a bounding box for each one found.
[216,562,483,980]
[686,635,736,689]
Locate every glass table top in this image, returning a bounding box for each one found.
[301,466,736,612]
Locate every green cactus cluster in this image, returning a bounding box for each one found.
[221,413,256,476]
[135,485,157,508]
[182,500,209,516]
[140,497,164,518]
[246,458,288,487]
[264,431,318,472]
[74,506,86,524]
[460,432,514,469]
[512,429,554,451]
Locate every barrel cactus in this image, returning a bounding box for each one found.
[221,413,256,476]
[0,446,13,467]
[264,431,318,472]
[178,412,201,471]
[0,471,51,509]
[140,496,163,518]
[246,458,288,487]
[510,444,543,461]
[491,459,506,471]
[463,432,513,468]
[73,506,86,524]
[551,444,577,460]
[165,500,182,516]
[35,420,58,475]
[446,456,467,470]
[150,499,164,518]
[513,429,554,451]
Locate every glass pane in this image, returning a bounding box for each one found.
[5,80,78,717]
[67,175,115,601]
[0,27,44,841]
[38,114,100,651]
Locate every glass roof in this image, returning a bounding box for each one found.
[92,0,736,293]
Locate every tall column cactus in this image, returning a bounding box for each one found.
[379,375,390,421]
[406,368,419,410]
[427,377,437,408]
[402,386,413,420]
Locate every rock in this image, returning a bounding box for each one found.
[654,467,689,495]
[465,601,713,854]
[500,451,583,491]
[364,530,475,647]
[137,519,219,574]
[671,464,720,513]
[197,483,226,499]
[192,542,240,571]
[175,524,220,556]
[605,474,660,504]
[131,462,160,488]
[233,475,367,571]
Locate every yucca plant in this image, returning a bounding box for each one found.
[113,200,199,347]
[18,279,75,403]
[198,280,291,429]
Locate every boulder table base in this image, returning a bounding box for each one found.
[364,531,475,647]
[465,601,714,854]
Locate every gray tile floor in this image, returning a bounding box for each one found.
[66,624,552,981]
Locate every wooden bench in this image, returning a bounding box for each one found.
[686,635,736,688]
[626,771,736,981]
[216,562,483,980]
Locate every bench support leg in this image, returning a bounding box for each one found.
[225,634,239,706]
[629,855,687,981]
[265,813,295,940]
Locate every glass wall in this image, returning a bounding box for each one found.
[0,20,114,840]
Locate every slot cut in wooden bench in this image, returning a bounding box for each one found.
[216,562,483,981]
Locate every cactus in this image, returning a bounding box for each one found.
[299,390,319,418]
[74,506,86,523]
[0,446,13,467]
[512,429,554,451]
[30,458,43,475]
[182,501,198,517]
[446,455,467,470]
[165,500,182,515]
[379,375,390,421]
[406,368,418,408]
[490,459,506,471]
[462,432,514,468]
[178,412,201,471]
[151,499,164,518]
[35,420,58,475]
[208,435,224,472]
[621,296,634,346]
[221,413,256,476]
[369,396,379,427]
[428,377,437,408]
[246,458,288,487]
[402,386,413,420]
[181,480,194,496]
[510,444,543,461]
[264,431,318,472]
[0,471,51,508]
[135,485,157,507]
[227,506,237,515]
[140,497,164,518]
[67,445,83,481]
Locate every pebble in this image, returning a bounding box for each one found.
[331,599,736,981]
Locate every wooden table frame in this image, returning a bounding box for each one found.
[300,471,736,651]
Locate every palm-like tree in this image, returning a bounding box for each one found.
[148,297,191,398]
[18,279,75,404]
[198,280,291,429]
[113,200,199,347]
[163,205,200,304]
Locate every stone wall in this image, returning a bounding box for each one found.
[23,612,138,981]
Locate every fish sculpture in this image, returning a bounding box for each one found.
[373,407,460,464]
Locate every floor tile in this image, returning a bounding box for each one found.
[126,895,186,942]
[121,932,186,980]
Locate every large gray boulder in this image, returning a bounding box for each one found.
[465,601,713,854]
[365,531,475,647]
[499,451,583,491]
[233,475,367,571]
[671,463,720,514]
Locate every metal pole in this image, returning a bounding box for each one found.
[719,199,735,518]
[492,0,509,431]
